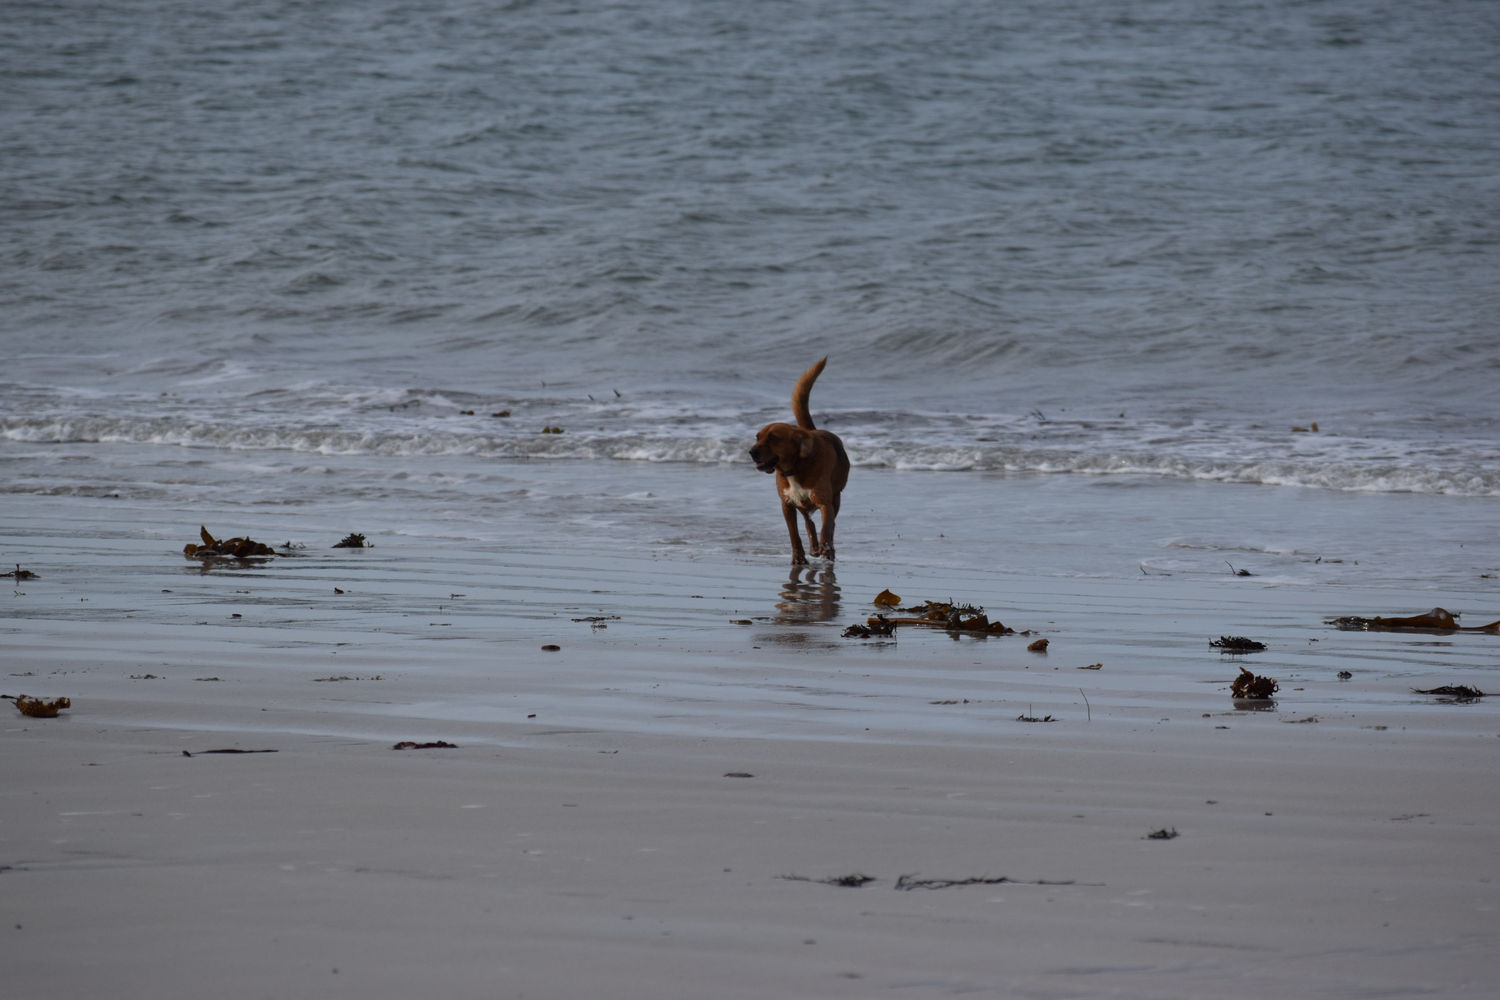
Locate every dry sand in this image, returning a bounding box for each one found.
[3,499,1498,998]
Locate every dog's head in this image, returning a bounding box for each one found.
[749,422,813,475]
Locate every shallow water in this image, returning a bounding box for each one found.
[5,459,1495,748]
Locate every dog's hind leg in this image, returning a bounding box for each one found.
[815,504,837,560]
[803,490,839,560]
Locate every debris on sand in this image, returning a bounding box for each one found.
[1027,638,1049,652]
[1326,607,1500,633]
[1144,827,1180,840]
[1413,685,1485,703]
[5,694,71,718]
[872,588,901,606]
[866,599,1014,635]
[1211,635,1266,653]
[332,532,367,548]
[1230,668,1279,700]
[779,873,878,888]
[782,872,1095,891]
[183,525,275,561]
[8,564,37,581]
[893,873,1087,891]
[392,740,458,750]
[182,748,278,756]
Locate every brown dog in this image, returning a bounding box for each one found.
[749,358,849,564]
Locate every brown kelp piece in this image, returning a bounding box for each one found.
[184,525,276,560]
[1230,668,1278,699]
[1326,607,1500,633]
[872,588,901,606]
[9,564,38,580]
[332,533,367,548]
[6,694,72,718]
[868,599,1014,635]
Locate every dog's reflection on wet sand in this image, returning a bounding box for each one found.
[774,565,840,625]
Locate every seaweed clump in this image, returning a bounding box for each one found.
[333,533,367,548]
[6,694,72,718]
[1230,668,1279,700]
[843,616,896,639]
[1210,635,1266,652]
[1413,685,1485,703]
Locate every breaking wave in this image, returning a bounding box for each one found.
[4,412,1494,497]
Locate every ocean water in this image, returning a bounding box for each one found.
[3,0,1499,590]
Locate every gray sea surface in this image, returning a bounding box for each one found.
[3,0,1498,585]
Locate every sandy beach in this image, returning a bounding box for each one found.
[4,471,1497,1000]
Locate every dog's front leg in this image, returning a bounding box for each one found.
[782,502,808,565]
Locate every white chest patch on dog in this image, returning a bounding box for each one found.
[781,476,814,508]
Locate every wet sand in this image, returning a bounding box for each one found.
[3,487,1497,998]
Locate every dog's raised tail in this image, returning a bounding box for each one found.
[791,357,827,430]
